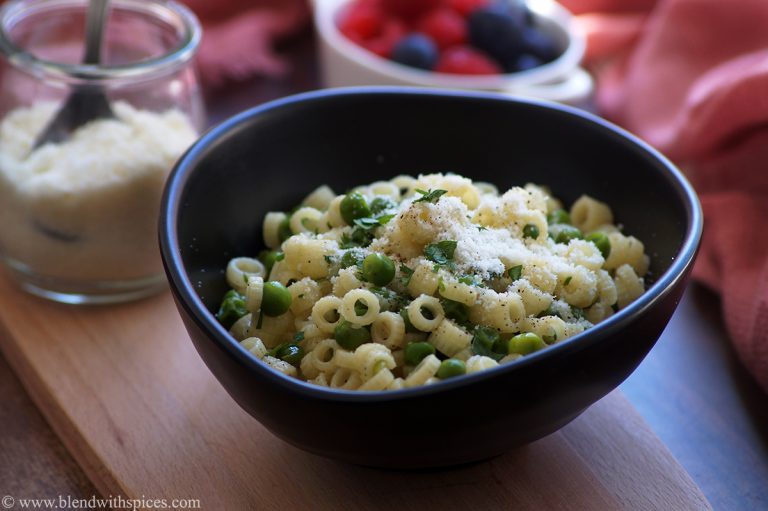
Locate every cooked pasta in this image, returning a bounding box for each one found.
[216,174,651,390]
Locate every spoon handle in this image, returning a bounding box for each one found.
[83,0,110,65]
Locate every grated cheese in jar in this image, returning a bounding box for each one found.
[0,101,197,282]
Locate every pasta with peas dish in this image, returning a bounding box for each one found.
[216,173,650,391]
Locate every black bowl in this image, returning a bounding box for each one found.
[159,87,702,469]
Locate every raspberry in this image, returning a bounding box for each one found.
[382,0,441,20]
[435,46,502,75]
[417,8,467,49]
[339,1,383,42]
[362,19,407,58]
[447,0,490,17]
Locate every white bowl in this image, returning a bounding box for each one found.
[313,0,593,104]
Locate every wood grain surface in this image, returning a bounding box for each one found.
[621,285,768,511]
[0,354,99,500]
[0,270,711,511]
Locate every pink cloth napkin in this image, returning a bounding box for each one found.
[561,0,768,392]
[182,0,310,89]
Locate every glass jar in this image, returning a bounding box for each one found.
[0,0,204,304]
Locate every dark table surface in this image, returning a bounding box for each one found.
[1,31,767,511]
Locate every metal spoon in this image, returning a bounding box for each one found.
[32,0,113,149]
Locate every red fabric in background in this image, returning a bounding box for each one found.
[182,0,310,89]
[561,0,768,392]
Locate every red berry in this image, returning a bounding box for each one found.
[435,46,502,75]
[382,0,441,20]
[448,0,490,17]
[339,1,383,42]
[361,19,407,58]
[417,8,467,49]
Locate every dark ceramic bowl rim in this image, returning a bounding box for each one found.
[160,86,703,403]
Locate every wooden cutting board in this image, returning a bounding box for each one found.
[0,272,711,511]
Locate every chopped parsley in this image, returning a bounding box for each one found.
[508,265,523,282]
[538,305,561,319]
[340,250,364,269]
[370,196,396,215]
[458,274,484,287]
[471,326,505,361]
[424,240,457,267]
[353,217,382,230]
[370,286,408,311]
[570,306,586,320]
[353,213,396,231]
[441,298,471,328]
[400,264,415,286]
[340,227,374,248]
[377,213,395,225]
[413,188,447,204]
[354,300,368,316]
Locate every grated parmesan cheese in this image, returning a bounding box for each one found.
[0,101,197,281]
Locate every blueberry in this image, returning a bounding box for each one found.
[511,53,543,72]
[510,0,535,26]
[468,4,527,65]
[521,28,561,63]
[391,34,439,70]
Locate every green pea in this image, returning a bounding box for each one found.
[340,250,363,269]
[547,209,571,225]
[437,359,466,379]
[586,232,611,258]
[258,250,283,277]
[276,343,304,366]
[334,320,371,350]
[508,332,546,356]
[362,253,395,286]
[278,217,292,243]
[549,224,583,244]
[261,281,292,316]
[522,224,540,240]
[340,192,371,225]
[216,289,247,329]
[404,341,436,366]
[508,265,523,281]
